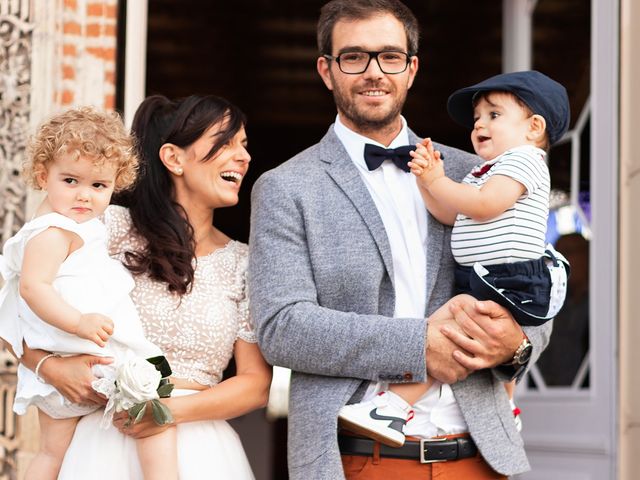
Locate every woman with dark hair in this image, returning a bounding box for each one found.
[20,94,271,479]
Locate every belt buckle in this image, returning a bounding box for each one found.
[419,438,447,464]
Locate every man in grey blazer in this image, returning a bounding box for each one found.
[249,0,551,478]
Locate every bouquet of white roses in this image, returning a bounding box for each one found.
[93,355,174,428]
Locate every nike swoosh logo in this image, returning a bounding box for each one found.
[370,409,406,433]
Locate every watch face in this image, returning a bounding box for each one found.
[517,343,533,364]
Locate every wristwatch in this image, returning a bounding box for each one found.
[510,337,533,366]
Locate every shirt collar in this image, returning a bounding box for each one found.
[333,115,411,171]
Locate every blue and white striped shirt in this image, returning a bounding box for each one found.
[451,145,550,266]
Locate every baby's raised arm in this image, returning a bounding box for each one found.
[20,227,113,347]
[408,138,458,225]
[409,139,528,225]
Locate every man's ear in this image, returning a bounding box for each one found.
[317,56,334,91]
[406,55,419,90]
[159,143,185,176]
[527,114,547,142]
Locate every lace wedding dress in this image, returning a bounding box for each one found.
[58,206,257,479]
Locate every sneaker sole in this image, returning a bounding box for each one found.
[338,416,405,448]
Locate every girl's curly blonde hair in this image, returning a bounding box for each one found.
[24,106,138,192]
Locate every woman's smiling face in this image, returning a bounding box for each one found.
[177,123,250,210]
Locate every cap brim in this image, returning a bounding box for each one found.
[447,88,477,129]
[447,82,528,130]
[446,70,571,144]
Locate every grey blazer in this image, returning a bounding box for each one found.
[249,126,551,479]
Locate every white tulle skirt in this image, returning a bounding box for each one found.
[58,390,256,479]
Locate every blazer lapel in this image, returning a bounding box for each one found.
[319,128,395,282]
[425,210,445,309]
[407,130,446,312]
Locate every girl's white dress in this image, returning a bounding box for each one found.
[0,213,160,418]
[58,205,257,479]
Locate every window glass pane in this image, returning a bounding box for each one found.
[528,0,591,390]
[536,232,590,387]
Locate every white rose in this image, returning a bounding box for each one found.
[116,357,161,409]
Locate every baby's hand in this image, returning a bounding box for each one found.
[76,313,114,347]
[409,138,445,188]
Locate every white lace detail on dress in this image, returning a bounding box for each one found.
[103,205,257,387]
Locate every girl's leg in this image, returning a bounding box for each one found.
[136,426,178,480]
[338,383,433,448]
[388,380,433,405]
[504,380,523,431]
[338,297,464,446]
[25,411,78,480]
[504,380,515,399]
[387,293,463,405]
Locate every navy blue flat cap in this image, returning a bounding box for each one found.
[447,70,570,145]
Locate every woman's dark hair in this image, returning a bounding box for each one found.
[114,94,246,295]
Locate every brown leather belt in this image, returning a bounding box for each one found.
[338,434,478,464]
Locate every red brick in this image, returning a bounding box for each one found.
[104,94,115,109]
[62,90,74,105]
[106,5,118,19]
[105,24,117,37]
[62,44,77,56]
[86,46,103,57]
[62,64,75,80]
[103,47,116,61]
[87,3,104,16]
[86,23,102,37]
[63,21,81,35]
[86,46,116,61]
[64,0,78,11]
[105,71,116,84]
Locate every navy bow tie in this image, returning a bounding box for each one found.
[363,144,416,173]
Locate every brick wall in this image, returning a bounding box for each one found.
[57,0,119,109]
[0,1,122,478]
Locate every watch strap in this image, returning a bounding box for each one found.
[511,337,532,365]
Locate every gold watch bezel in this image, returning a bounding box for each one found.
[511,337,533,365]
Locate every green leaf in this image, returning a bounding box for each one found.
[129,402,145,420]
[150,399,174,425]
[146,355,172,378]
[157,382,174,398]
[131,402,147,424]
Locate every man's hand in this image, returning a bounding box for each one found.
[425,298,473,384]
[39,354,112,405]
[440,295,523,370]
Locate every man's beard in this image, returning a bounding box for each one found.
[331,79,407,135]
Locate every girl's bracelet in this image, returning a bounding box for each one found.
[34,353,61,384]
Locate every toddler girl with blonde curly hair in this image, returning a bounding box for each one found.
[0,107,176,480]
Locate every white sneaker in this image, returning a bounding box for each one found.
[338,392,413,447]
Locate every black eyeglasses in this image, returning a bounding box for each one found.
[324,51,411,75]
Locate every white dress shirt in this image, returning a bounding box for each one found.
[333,115,468,438]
